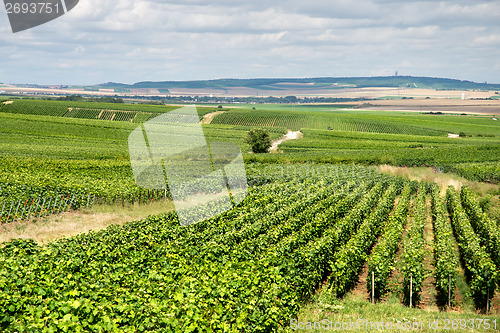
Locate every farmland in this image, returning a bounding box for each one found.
[4,76,500,99]
[0,98,499,332]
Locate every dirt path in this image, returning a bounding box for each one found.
[201,111,225,124]
[270,130,303,151]
[350,197,401,304]
[418,198,438,311]
[350,259,371,302]
[491,290,500,315]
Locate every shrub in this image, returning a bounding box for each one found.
[245,129,272,153]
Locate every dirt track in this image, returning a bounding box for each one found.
[201,111,225,124]
[270,131,303,151]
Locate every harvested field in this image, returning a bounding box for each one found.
[345,99,500,115]
[3,83,499,100]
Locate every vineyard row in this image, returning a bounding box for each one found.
[0,173,498,331]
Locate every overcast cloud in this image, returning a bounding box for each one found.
[1,0,499,85]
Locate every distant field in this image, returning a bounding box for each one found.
[229,103,352,112]
[2,104,291,228]
[2,100,498,167]
[279,129,500,166]
[211,107,499,136]
[0,99,217,123]
[348,99,500,115]
[3,75,500,99]
[209,105,500,180]
[0,105,285,218]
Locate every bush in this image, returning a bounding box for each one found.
[245,129,271,153]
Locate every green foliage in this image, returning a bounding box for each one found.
[0,99,180,123]
[2,99,499,171]
[430,184,459,307]
[212,106,500,138]
[1,96,499,328]
[212,108,448,135]
[401,185,427,307]
[0,165,393,332]
[328,182,387,253]
[0,99,68,117]
[451,162,500,183]
[0,159,497,330]
[330,184,398,297]
[0,156,167,222]
[267,182,371,300]
[460,186,500,271]
[56,94,84,101]
[278,128,500,167]
[245,129,272,153]
[0,239,39,256]
[446,187,498,308]
[367,184,411,300]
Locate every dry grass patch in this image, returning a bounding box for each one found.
[201,110,226,124]
[378,165,466,194]
[0,200,174,245]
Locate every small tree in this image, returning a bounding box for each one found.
[245,129,271,153]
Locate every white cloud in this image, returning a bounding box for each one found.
[473,34,500,46]
[1,0,500,84]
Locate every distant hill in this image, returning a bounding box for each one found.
[92,76,500,91]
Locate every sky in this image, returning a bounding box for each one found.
[1,0,500,85]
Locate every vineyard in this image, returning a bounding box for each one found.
[0,100,217,124]
[273,129,500,169]
[211,108,446,135]
[0,164,499,331]
[0,100,499,331]
[451,162,500,183]
[0,106,287,225]
[0,157,172,224]
[210,107,499,136]
[211,107,500,176]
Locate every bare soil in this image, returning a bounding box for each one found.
[418,198,438,311]
[351,259,372,303]
[384,200,412,304]
[270,130,303,151]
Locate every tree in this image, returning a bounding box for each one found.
[245,129,271,153]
